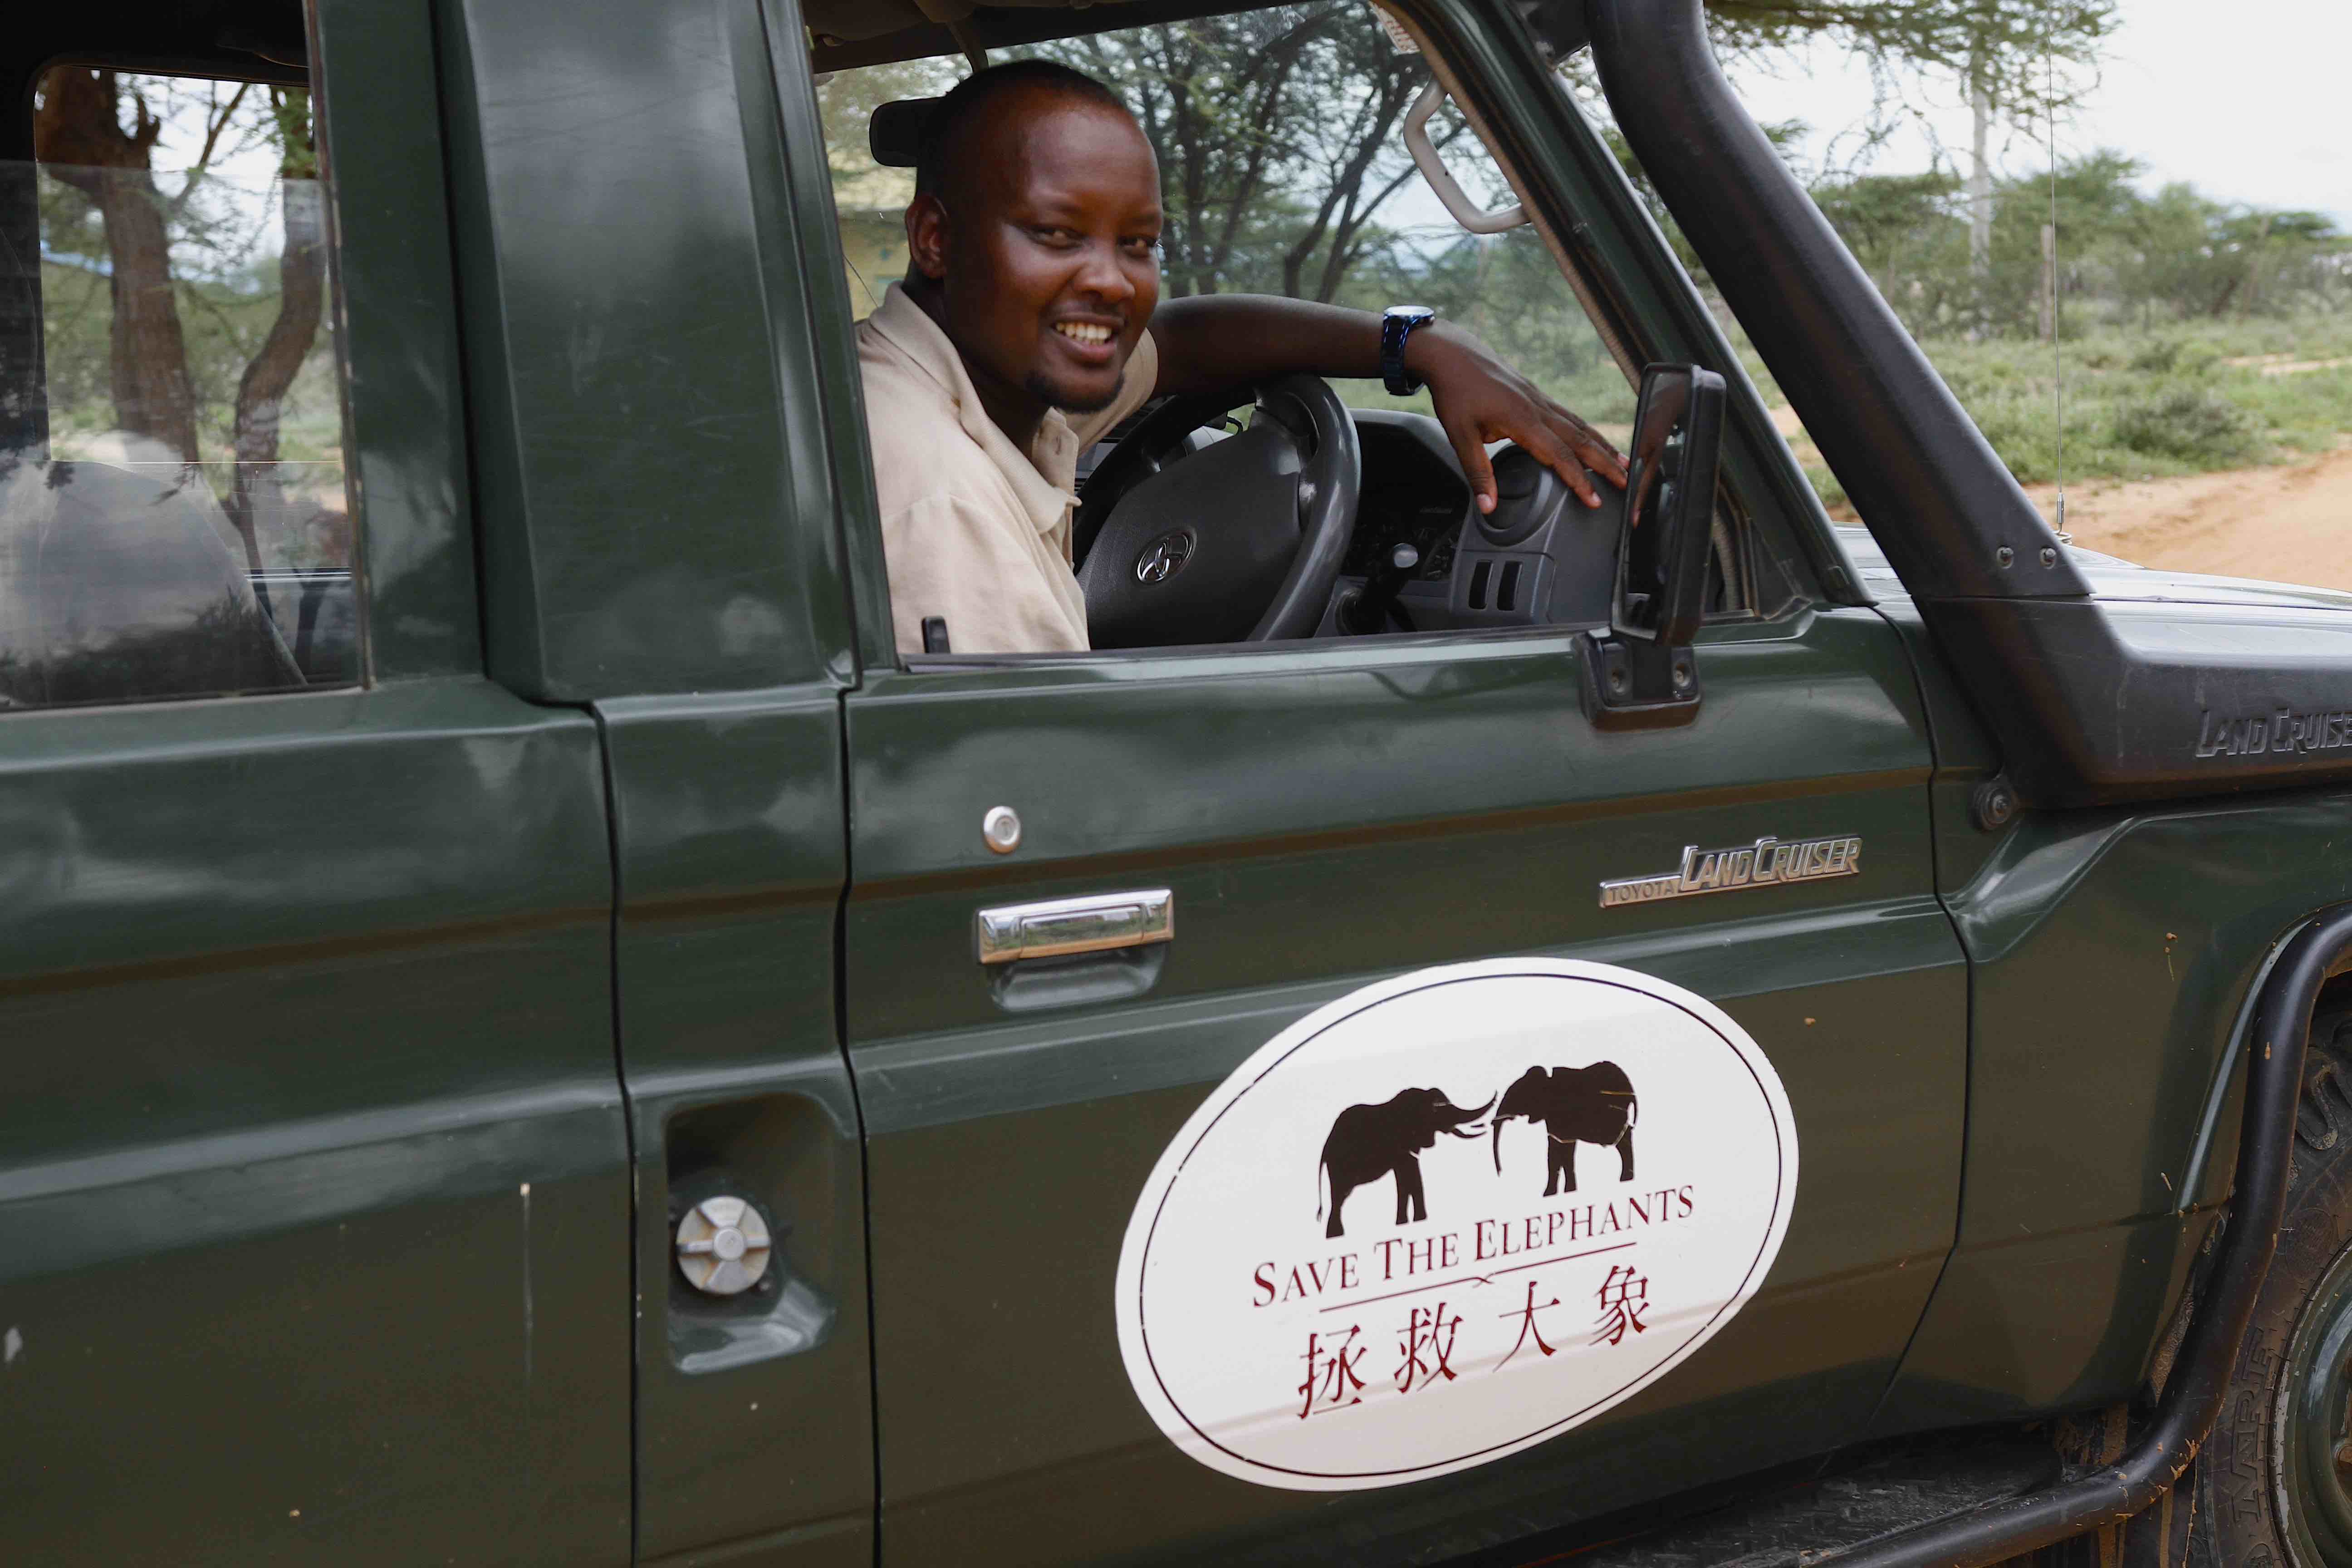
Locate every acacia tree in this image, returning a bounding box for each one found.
[1039,4,1469,304]
[1049,8,1337,298]
[34,71,330,571]
[1034,0,2121,310]
[1797,150,2346,335]
[33,69,208,464]
[1705,0,2118,325]
[1701,0,2117,124]
[1808,171,1967,330]
[224,88,324,573]
[1273,17,1439,303]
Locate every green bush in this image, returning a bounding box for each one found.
[1726,312,2352,507]
[2111,383,2261,465]
[2121,337,2222,378]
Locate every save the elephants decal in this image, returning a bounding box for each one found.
[1114,958,1797,1491]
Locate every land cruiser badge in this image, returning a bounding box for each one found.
[1114,958,1798,1491]
[1598,833,1861,909]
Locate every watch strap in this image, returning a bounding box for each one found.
[1382,310,1432,397]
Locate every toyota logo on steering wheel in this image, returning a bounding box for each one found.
[1134,529,1197,586]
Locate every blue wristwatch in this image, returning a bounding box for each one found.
[1381,304,1437,396]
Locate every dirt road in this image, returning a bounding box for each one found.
[1766,404,2352,594]
[2021,441,2352,594]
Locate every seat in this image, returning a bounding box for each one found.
[0,444,303,706]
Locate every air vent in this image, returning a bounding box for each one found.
[1469,560,1492,610]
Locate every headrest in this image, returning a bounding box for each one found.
[869,98,940,169]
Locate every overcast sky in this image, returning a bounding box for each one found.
[1728,0,2351,227]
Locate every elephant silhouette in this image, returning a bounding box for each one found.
[1491,1062,1638,1196]
[1316,1087,1494,1239]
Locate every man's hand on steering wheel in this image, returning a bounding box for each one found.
[1403,322,1629,514]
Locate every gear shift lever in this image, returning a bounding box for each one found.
[1342,543,1421,635]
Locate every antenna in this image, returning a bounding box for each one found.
[2045,45,2069,540]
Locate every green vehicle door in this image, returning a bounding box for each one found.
[836,620,1960,1568]
[0,5,628,1564]
[802,4,1969,1562]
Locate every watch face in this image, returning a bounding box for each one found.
[1386,304,1435,321]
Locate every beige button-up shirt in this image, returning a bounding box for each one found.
[858,283,1159,655]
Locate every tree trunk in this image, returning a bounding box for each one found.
[94,169,199,465]
[1159,57,1215,297]
[1201,29,1315,291]
[34,69,201,465]
[1966,45,1993,333]
[226,176,327,573]
[2039,222,2057,342]
[1310,77,1420,303]
[1285,67,1418,302]
[2238,211,2272,321]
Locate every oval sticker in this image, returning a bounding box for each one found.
[1115,958,1798,1490]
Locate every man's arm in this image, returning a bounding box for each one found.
[1147,294,1628,512]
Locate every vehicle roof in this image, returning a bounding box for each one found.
[805,0,1116,44]
[809,0,1310,71]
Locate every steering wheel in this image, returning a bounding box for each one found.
[1073,374,1361,647]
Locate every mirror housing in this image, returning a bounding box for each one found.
[1580,363,1725,730]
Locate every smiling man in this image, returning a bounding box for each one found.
[858,59,1626,656]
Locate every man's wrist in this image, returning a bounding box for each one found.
[1399,319,1466,386]
[1381,304,1438,395]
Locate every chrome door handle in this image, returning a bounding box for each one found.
[975,889,1173,965]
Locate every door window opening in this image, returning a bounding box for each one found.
[806,1,1757,662]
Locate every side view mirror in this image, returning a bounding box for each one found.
[1581,363,1726,730]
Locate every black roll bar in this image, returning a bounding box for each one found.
[1583,0,2082,606]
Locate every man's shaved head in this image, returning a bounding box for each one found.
[915,60,1132,201]
[902,58,1163,426]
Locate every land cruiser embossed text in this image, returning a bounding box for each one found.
[1598,834,1862,910]
[2195,706,2352,760]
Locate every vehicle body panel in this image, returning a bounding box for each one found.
[3,0,643,1559]
[433,0,877,1557]
[1878,792,2352,1429]
[1864,558,2352,1431]
[435,0,854,703]
[311,0,483,682]
[600,693,871,1568]
[0,683,630,1567]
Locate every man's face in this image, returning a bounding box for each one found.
[911,88,1162,416]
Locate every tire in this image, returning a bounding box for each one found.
[2126,1004,2352,1568]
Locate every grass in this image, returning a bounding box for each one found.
[1731,313,2352,511]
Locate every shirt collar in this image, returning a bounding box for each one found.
[867,283,1078,537]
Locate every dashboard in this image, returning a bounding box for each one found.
[1074,404,1626,645]
[1327,410,1622,637]
[1338,414,1471,586]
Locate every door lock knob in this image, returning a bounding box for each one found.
[674,1196,772,1296]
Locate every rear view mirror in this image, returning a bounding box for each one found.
[1581,363,1725,729]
